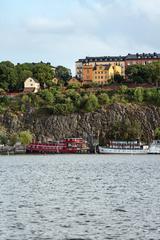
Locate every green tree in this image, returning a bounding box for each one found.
[19,130,33,145]
[134,87,144,103]
[109,119,142,141]
[21,95,32,112]
[150,62,160,87]
[155,128,160,140]
[98,93,110,105]
[83,94,99,112]
[0,129,8,145]
[66,89,82,109]
[0,61,16,91]
[9,133,19,146]
[55,66,72,86]
[33,63,54,87]
[114,74,124,83]
[39,89,54,104]
[126,64,151,83]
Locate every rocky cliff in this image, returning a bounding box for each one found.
[0,103,160,143]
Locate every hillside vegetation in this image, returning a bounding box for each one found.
[1,61,160,143]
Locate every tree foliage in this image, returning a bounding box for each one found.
[108,119,142,141]
[19,131,33,145]
[0,61,72,92]
[155,128,160,140]
[98,93,110,105]
[83,94,99,112]
[55,66,72,85]
[126,62,160,86]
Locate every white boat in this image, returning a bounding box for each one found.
[148,140,160,154]
[98,140,149,154]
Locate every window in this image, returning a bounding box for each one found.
[101,76,103,79]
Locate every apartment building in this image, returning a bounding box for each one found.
[81,63,121,85]
[125,53,160,67]
[92,65,114,84]
[76,53,160,81]
[76,56,125,80]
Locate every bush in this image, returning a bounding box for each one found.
[19,130,33,145]
[9,133,19,146]
[98,93,110,105]
[0,130,8,145]
[111,94,127,104]
[83,94,99,112]
[155,127,160,140]
[134,87,144,103]
[52,103,74,114]
[39,89,54,103]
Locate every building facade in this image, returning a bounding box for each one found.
[24,77,40,93]
[82,64,93,84]
[76,52,160,81]
[125,53,160,68]
[76,56,125,81]
[93,64,114,84]
[78,63,119,85]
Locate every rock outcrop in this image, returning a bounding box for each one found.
[0,103,160,143]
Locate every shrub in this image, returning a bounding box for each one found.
[134,87,144,103]
[98,93,110,105]
[19,130,33,145]
[83,94,99,112]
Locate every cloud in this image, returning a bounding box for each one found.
[26,18,75,35]
[133,0,160,21]
[1,0,160,74]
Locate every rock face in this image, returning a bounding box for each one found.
[0,103,160,143]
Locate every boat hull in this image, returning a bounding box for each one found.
[148,141,160,154]
[98,146,148,154]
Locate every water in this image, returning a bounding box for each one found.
[0,154,160,240]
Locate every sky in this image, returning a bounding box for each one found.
[0,0,160,74]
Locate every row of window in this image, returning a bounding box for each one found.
[87,58,124,62]
[127,61,152,66]
[95,71,106,74]
[95,76,108,79]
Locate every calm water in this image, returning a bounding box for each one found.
[0,154,160,240]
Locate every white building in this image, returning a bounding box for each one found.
[24,77,40,93]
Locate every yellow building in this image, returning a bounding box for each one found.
[76,56,125,80]
[113,65,122,76]
[92,64,114,84]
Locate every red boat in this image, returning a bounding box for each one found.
[26,138,89,154]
